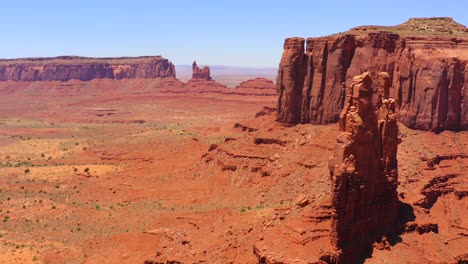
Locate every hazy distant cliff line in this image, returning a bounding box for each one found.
[0,56,176,81]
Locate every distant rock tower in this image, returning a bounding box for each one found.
[328,72,401,263]
[192,61,211,80]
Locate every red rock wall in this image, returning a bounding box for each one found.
[0,56,176,81]
[277,33,468,131]
[277,37,306,123]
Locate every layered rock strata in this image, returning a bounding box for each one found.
[0,56,175,81]
[277,17,468,131]
[328,72,401,263]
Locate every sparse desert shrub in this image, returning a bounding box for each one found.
[24,168,30,173]
[240,206,251,212]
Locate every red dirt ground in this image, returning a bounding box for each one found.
[0,80,466,263]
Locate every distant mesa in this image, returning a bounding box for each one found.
[0,56,176,81]
[192,61,211,80]
[0,56,279,98]
[229,78,277,96]
[182,64,277,96]
[276,17,468,132]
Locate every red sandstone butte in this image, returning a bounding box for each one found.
[185,61,228,93]
[229,78,277,96]
[191,61,211,80]
[276,17,468,132]
[0,56,176,81]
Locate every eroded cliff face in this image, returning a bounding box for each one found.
[328,72,401,263]
[277,18,468,131]
[277,37,306,123]
[0,56,176,81]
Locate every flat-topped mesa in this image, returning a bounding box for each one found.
[0,56,176,82]
[276,17,468,132]
[328,72,400,263]
[192,61,211,80]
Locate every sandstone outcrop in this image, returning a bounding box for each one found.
[0,56,175,81]
[328,72,401,263]
[184,78,228,93]
[185,61,228,93]
[276,17,468,131]
[192,61,211,80]
[186,89,465,263]
[230,78,277,96]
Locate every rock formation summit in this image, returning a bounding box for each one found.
[277,17,468,132]
[185,61,228,92]
[192,61,211,80]
[0,56,176,81]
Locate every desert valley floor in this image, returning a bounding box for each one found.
[0,82,466,263]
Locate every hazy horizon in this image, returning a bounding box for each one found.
[2,0,468,67]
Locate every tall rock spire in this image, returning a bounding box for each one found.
[192,61,211,80]
[328,72,401,263]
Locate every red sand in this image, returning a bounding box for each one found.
[0,80,466,263]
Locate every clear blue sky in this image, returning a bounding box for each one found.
[1,0,467,67]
